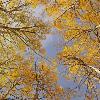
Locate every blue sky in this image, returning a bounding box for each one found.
[33,4,100,100]
[41,30,87,100]
[33,4,84,99]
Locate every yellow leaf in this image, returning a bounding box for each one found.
[46,4,60,16]
[69,65,80,74]
[0,75,8,86]
[25,0,39,8]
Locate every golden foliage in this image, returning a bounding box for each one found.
[0,0,100,99]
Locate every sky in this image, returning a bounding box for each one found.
[33,4,81,99]
[32,4,100,100]
[42,29,86,100]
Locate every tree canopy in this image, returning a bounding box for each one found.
[0,0,100,100]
